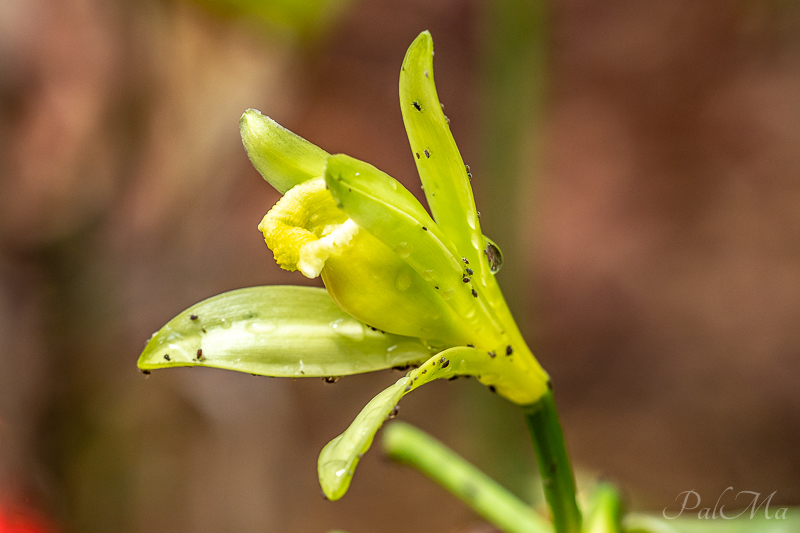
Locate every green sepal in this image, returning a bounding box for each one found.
[137,286,436,377]
[318,346,497,500]
[324,154,504,348]
[240,109,329,194]
[399,31,486,279]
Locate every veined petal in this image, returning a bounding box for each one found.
[325,154,505,348]
[399,31,488,280]
[137,286,437,377]
[317,344,549,500]
[240,109,329,194]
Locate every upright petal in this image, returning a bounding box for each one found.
[240,109,329,193]
[399,32,488,280]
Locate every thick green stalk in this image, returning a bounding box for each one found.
[383,422,551,533]
[523,389,582,533]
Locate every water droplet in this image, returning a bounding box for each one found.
[246,319,277,335]
[220,318,233,329]
[441,289,454,301]
[390,180,398,190]
[395,272,412,291]
[471,233,481,250]
[393,242,412,258]
[421,270,435,281]
[484,237,504,274]
[467,215,476,230]
[330,318,366,341]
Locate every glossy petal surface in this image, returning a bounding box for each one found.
[138,286,435,377]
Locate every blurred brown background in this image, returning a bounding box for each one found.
[1,0,799,531]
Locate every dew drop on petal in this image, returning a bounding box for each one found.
[484,238,504,274]
[471,233,481,250]
[395,272,412,291]
[441,289,454,301]
[394,242,412,258]
[246,319,277,335]
[421,270,435,281]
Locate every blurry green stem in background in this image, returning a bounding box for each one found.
[383,421,551,533]
[480,0,548,322]
[464,0,549,504]
[523,390,582,533]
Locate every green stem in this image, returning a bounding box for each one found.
[382,422,551,533]
[523,389,582,533]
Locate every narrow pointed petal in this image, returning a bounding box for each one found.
[399,32,487,278]
[317,343,546,500]
[240,109,329,194]
[138,286,436,377]
[325,154,504,347]
[317,346,486,500]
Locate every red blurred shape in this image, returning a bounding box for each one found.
[0,510,53,533]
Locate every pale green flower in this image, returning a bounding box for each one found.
[139,31,549,501]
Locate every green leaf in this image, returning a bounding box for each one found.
[318,346,493,500]
[324,154,505,348]
[240,109,329,194]
[138,286,436,377]
[399,31,487,280]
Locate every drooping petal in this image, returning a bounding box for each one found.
[325,154,504,348]
[317,343,552,499]
[399,32,488,279]
[317,346,486,500]
[138,286,436,377]
[240,109,329,194]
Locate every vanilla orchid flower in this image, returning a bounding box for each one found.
[138,31,549,501]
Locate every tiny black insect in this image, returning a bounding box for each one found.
[190,314,198,321]
[412,101,422,111]
[323,376,339,384]
[424,149,430,158]
[441,360,450,368]
[196,349,203,360]
[471,289,478,298]
[422,226,428,231]
[488,351,496,358]
[163,354,171,361]
[466,343,474,347]
[465,268,473,276]
[506,345,514,356]
[462,276,470,283]
[462,257,469,264]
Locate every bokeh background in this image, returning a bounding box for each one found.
[1,0,799,531]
